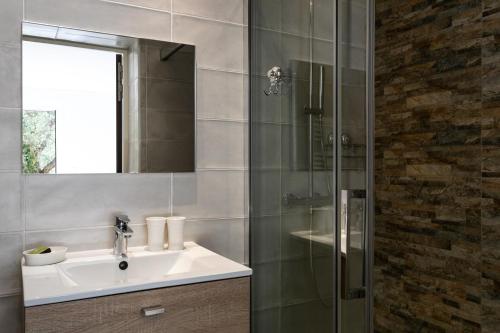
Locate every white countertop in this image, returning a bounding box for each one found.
[22,242,252,307]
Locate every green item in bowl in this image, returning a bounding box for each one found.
[30,246,51,254]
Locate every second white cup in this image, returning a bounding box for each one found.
[146,217,167,251]
[167,216,185,250]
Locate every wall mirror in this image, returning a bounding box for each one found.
[22,22,195,174]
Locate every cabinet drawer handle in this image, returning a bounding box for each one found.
[141,305,165,317]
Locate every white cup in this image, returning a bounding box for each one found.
[146,217,166,251]
[167,216,185,250]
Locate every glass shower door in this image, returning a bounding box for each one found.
[250,0,372,332]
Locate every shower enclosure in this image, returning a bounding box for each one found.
[250,0,373,332]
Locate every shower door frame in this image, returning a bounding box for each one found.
[366,0,375,331]
[247,0,375,331]
[363,0,375,330]
[334,0,375,331]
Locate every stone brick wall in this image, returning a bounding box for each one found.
[375,0,500,332]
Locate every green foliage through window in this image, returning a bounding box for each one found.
[22,110,56,174]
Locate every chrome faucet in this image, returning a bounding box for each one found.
[113,215,133,259]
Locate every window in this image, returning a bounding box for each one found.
[22,40,121,174]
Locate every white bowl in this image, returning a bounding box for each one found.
[23,247,67,266]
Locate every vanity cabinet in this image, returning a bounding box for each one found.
[25,277,250,333]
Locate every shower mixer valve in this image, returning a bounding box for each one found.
[264,66,284,95]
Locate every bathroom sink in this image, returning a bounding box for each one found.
[59,252,201,287]
[22,242,252,307]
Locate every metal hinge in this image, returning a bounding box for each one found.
[117,61,124,102]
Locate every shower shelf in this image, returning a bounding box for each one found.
[283,194,333,207]
[320,153,365,158]
[325,143,366,148]
[313,167,365,171]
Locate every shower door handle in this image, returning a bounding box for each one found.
[341,189,366,300]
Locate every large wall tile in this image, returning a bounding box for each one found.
[251,215,281,264]
[25,174,171,230]
[172,15,243,72]
[250,170,281,217]
[281,0,311,37]
[0,233,23,294]
[26,219,247,262]
[281,300,333,332]
[24,0,172,41]
[243,215,249,264]
[25,223,148,251]
[0,0,22,47]
[145,140,195,172]
[196,120,245,169]
[313,0,334,41]
[146,110,193,141]
[197,69,246,120]
[0,173,22,232]
[145,42,195,81]
[26,227,113,252]
[184,218,245,263]
[251,28,281,76]
[280,213,310,261]
[252,261,281,310]
[251,75,281,124]
[340,0,366,46]
[113,0,171,11]
[146,79,194,110]
[244,169,249,217]
[173,0,243,24]
[0,294,22,333]
[243,25,249,74]
[252,307,281,333]
[251,0,281,31]
[243,122,249,169]
[173,170,245,219]
[251,122,281,169]
[282,34,334,67]
[0,46,21,108]
[0,109,20,171]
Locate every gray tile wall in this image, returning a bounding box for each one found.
[0,0,248,331]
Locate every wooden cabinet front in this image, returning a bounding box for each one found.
[25,277,250,333]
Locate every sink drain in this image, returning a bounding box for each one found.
[118,261,128,270]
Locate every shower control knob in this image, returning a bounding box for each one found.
[341,133,351,146]
[328,133,334,145]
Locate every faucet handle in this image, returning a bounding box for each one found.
[115,215,130,230]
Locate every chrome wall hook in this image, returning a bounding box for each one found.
[264,66,284,95]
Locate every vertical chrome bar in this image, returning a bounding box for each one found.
[319,65,325,111]
[365,0,375,331]
[308,0,314,110]
[308,0,314,199]
[334,0,342,330]
[343,190,351,299]
[308,113,314,198]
